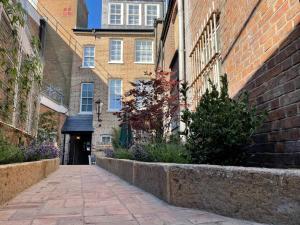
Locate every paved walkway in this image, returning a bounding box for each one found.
[0,166,266,225]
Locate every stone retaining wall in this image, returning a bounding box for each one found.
[0,158,60,205]
[96,157,300,225]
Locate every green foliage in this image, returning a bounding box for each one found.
[0,0,41,126]
[18,38,43,123]
[179,82,191,138]
[186,74,266,165]
[37,111,58,143]
[0,0,25,33]
[112,128,122,150]
[114,142,190,164]
[0,132,24,165]
[145,143,190,163]
[114,149,134,160]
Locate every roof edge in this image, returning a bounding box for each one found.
[73,28,155,33]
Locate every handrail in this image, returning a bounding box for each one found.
[25,0,111,81]
[41,82,64,105]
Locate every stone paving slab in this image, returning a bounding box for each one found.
[0,166,268,225]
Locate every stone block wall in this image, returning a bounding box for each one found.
[0,158,60,206]
[96,157,300,225]
[134,161,170,201]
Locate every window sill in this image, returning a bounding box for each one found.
[108,23,123,26]
[134,62,154,65]
[81,66,95,69]
[108,61,124,64]
[107,110,121,113]
[126,23,142,26]
[79,112,93,115]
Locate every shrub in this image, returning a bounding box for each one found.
[104,149,114,158]
[0,133,24,164]
[112,128,122,150]
[113,142,190,163]
[129,144,151,161]
[114,149,134,160]
[186,74,265,165]
[24,141,60,161]
[145,143,190,163]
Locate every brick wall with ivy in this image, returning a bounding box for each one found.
[0,1,43,143]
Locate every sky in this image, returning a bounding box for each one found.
[86,0,102,28]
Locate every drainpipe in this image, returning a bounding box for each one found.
[62,134,66,165]
[178,0,186,137]
[0,3,3,22]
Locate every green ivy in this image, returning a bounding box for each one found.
[0,1,42,127]
[0,0,25,30]
[37,111,58,143]
[18,38,43,123]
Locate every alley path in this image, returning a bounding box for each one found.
[0,166,267,225]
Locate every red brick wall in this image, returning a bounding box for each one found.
[185,0,300,167]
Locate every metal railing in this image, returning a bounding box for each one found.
[41,82,64,105]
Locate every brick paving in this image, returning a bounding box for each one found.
[0,166,267,225]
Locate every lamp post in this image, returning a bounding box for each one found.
[95,99,103,126]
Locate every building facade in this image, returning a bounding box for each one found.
[156,0,300,168]
[35,0,164,164]
[101,0,165,29]
[0,0,45,145]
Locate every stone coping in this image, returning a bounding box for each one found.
[0,158,60,206]
[96,157,300,225]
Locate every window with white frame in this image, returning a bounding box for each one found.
[108,79,122,111]
[109,39,123,63]
[109,3,123,25]
[83,46,95,68]
[189,10,221,108]
[127,4,141,25]
[135,40,153,63]
[145,4,159,26]
[80,83,94,113]
[100,135,112,145]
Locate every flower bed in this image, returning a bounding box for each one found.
[0,130,60,165]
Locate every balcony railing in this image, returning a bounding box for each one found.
[41,83,64,105]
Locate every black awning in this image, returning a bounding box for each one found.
[61,115,94,134]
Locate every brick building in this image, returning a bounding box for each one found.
[35,0,165,164]
[156,0,300,168]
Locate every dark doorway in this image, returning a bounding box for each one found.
[68,133,92,165]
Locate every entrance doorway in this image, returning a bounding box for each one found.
[68,133,92,165]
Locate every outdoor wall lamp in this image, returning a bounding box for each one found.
[95,99,104,123]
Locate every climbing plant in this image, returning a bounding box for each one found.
[0,0,25,121]
[0,1,42,129]
[0,0,25,31]
[18,37,43,124]
[37,111,58,144]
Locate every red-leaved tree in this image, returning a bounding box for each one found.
[115,70,180,142]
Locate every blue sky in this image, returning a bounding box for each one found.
[86,0,102,28]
